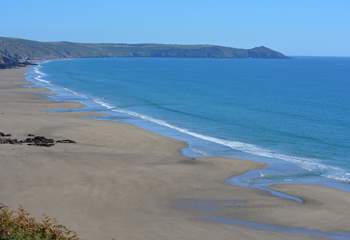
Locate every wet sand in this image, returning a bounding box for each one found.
[1,67,350,240]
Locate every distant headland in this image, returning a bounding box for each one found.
[0,36,287,68]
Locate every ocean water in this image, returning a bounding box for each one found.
[27,57,350,191]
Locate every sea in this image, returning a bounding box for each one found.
[26,57,350,194]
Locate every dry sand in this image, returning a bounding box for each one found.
[1,67,350,240]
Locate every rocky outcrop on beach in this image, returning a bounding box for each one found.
[0,132,76,147]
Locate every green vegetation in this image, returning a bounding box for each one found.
[0,36,287,68]
[0,206,78,240]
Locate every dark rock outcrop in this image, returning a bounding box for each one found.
[56,139,76,144]
[0,132,76,147]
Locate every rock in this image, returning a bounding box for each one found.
[0,132,11,137]
[24,136,55,147]
[56,139,76,144]
[0,138,21,145]
[0,132,76,147]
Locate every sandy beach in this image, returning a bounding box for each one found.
[1,67,350,240]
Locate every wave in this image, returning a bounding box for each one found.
[91,99,350,183]
[93,98,115,110]
[31,65,91,100]
[29,64,350,184]
[33,66,51,84]
[62,88,88,99]
[34,76,50,84]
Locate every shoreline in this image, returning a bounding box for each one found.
[31,58,350,198]
[1,67,350,239]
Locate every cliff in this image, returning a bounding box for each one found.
[0,36,287,68]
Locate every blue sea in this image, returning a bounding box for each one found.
[27,57,350,192]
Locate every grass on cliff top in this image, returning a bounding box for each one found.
[0,206,79,240]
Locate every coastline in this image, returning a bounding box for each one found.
[33,57,350,189]
[1,67,350,239]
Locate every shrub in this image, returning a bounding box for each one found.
[0,206,79,240]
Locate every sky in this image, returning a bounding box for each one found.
[2,0,350,56]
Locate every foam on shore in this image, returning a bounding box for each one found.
[92,98,350,184]
[29,64,350,185]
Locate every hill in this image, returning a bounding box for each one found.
[0,36,287,68]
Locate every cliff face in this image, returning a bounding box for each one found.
[0,37,287,68]
[0,51,22,69]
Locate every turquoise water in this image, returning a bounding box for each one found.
[28,57,350,189]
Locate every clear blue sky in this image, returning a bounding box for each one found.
[2,0,350,56]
